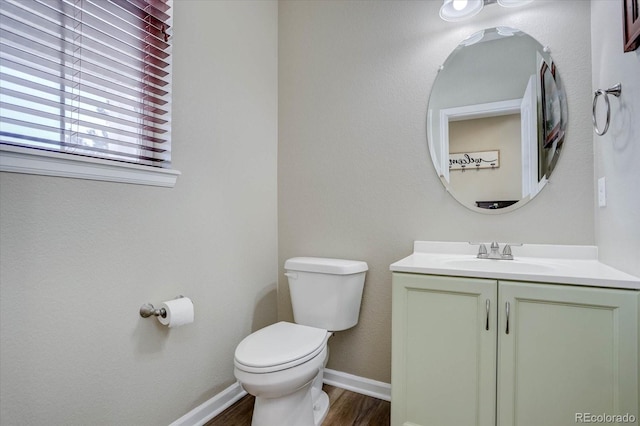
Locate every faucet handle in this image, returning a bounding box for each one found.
[503,243,523,252]
[469,242,488,258]
[501,243,522,259]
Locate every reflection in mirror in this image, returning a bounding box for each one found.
[427,27,567,214]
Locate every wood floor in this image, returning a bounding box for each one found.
[205,384,390,426]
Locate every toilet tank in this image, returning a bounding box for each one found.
[284,257,368,331]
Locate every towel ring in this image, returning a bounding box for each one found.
[592,83,621,136]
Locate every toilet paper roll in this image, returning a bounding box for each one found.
[158,297,194,328]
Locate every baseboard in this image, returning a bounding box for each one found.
[323,368,391,402]
[172,369,391,426]
[169,381,247,426]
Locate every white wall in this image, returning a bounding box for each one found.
[278,0,593,383]
[0,1,278,424]
[591,0,640,276]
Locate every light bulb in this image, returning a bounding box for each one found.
[452,0,468,11]
[439,0,483,22]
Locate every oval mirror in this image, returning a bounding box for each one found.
[427,27,567,213]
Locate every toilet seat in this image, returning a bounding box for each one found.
[234,322,329,374]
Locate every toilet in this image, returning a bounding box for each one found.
[234,257,368,426]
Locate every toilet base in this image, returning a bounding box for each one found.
[251,378,313,426]
[312,390,330,425]
[250,378,329,426]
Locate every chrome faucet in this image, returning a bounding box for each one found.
[470,242,521,260]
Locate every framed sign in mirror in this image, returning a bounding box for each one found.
[623,0,640,52]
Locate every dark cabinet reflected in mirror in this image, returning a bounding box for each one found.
[427,27,568,214]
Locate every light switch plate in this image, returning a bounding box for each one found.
[598,177,606,207]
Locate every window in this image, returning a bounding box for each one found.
[0,0,179,187]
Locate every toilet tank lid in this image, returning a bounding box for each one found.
[285,257,368,275]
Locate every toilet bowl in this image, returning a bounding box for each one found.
[233,257,367,426]
[234,322,331,426]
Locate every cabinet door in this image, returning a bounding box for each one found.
[497,281,639,426]
[391,273,497,426]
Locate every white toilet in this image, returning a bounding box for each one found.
[234,257,368,426]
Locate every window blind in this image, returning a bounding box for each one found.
[0,0,172,168]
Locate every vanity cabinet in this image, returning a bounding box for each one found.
[391,272,640,426]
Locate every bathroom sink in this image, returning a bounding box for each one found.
[389,241,640,289]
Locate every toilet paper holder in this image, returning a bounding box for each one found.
[139,295,184,319]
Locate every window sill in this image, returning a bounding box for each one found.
[0,145,180,188]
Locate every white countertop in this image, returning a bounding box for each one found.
[390,241,640,290]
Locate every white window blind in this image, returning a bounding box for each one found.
[0,0,173,170]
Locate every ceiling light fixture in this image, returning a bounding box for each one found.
[439,0,484,22]
[439,0,534,22]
